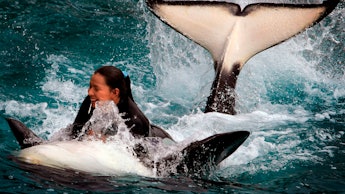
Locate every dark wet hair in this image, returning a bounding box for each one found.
[94,66,128,100]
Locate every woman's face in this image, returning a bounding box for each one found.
[88,73,120,107]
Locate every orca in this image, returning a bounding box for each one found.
[146,0,340,114]
[6,117,249,177]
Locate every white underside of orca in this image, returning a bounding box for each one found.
[17,140,154,177]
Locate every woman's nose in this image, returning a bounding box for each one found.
[88,88,93,96]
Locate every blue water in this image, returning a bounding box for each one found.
[0,0,344,193]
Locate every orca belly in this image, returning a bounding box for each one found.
[6,117,250,177]
[16,141,154,177]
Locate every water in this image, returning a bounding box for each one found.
[0,0,344,193]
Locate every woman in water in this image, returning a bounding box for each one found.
[71,65,172,140]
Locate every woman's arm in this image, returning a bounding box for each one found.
[71,96,93,139]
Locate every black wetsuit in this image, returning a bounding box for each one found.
[71,96,173,140]
[71,95,148,138]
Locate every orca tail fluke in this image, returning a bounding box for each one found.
[6,118,43,149]
[147,0,340,114]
